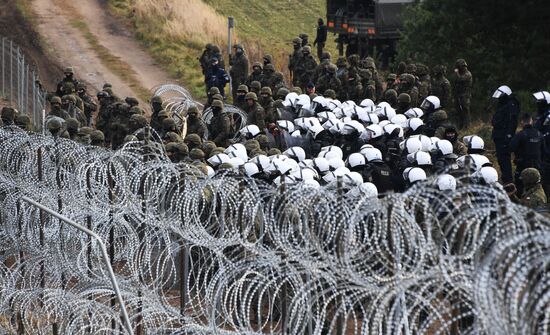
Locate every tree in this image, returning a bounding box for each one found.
[398,0,550,119]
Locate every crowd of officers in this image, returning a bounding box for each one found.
[1,39,548,211]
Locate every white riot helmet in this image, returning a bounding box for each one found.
[250,154,271,170]
[533,91,550,104]
[362,147,383,162]
[409,134,433,152]
[407,118,424,131]
[320,146,343,159]
[243,162,260,177]
[228,157,245,168]
[360,98,375,108]
[403,167,427,184]
[304,179,321,189]
[206,166,215,177]
[492,85,512,99]
[343,171,364,186]
[407,151,432,166]
[312,157,330,173]
[292,167,318,181]
[358,182,378,198]
[277,120,295,133]
[267,158,292,175]
[457,154,491,171]
[207,153,231,166]
[309,124,326,139]
[433,139,454,156]
[365,124,384,139]
[283,146,306,162]
[317,111,336,123]
[283,92,299,107]
[420,96,441,111]
[376,104,397,120]
[322,118,340,130]
[391,114,408,128]
[347,153,366,168]
[239,124,261,138]
[357,110,379,124]
[383,124,404,138]
[400,137,423,154]
[437,174,457,191]
[463,135,485,152]
[341,120,365,135]
[404,107,424,119]
[477,166,499,184]
[328,158,346,171]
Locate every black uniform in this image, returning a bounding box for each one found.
[509,124,543,194]
[491,96,519,183]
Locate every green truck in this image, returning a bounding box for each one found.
[327,0,414,59]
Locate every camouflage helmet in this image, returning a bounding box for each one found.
[212,94,224,101]
[165,132,183,143]
[64,66,74,74]
[260,87,272,96]
[263,54,273,63]
[321,51,332,60]
[47,118,63,131]
[125,97,139,106]
[386,73,397,81]
[162,117,177,131]
[205,43,213,50]
[187,105,200,115]
[431,110,448,122]
[276,87,290,100]
[130,114,148,128]
[211,100,224,109]
[200,141,217,156]
[129,106,144,116]
[416,63,429,76]
[299,33,309,40]
[90,130,105,142]
[432,65,446,75]
[151,96,163,104]
[324,89,336,99]
[185,133,202,146]
[400,73,416,85]
[237,85,249,93]
[78,126,94,136]
[244,139,261,152]
[292,87,303,95]
[302,46,312,54]
[97,91,110,99]
[50,96,62,105]
[1,107,16,120]
[398,93,411,104]
[245,92,258,101]
[189,148,205,160]
[16,114,31,127]
[521,168,541,185]
[158,110,170,119]
[175,143,189,155]
[210,147,226,156]
[103,83,113,89]
[218,162,234,170]
[405,63,417,74]
[249,149,267,157]
[124,135,138,143]
[292,37,302,45]
[256,134,270,147]
[65,118,80,131]
[211,45,221,53]
[327,64,337,74]
[76,83,87,90]
[252,61,263,69]
[62,94,77,104]
[267,148,282,156]
[250,81,262,91]
[455,59,468,68]
[117,103,131,113]
[208,87,220,96]
[384,89,398,100]
[336,57,347,67]
[264,64,275,72]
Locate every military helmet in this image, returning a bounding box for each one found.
[521,168,541,185]
[165,132,183,143]
[292,37,302,45]
[64,67,74,74]
[250,81,261,91]
[211,45,221,53]
[62,95,76,103]
[455,59,468,68]
[386,73,397,81]
[400,73,415,85]
[1,107,16,120]
[252,61,263,69]
[78,126,94,136]
[237,85,249,93]
[16,114,31,126]
[50,96,62,104]
[276,87,290,100]
[292,87,303,95]
[384,89,398,100]
[302,46,312,54]
[398,93,411,104]
[327,64,337,74]
[124,135,138,143]
[263,54,273,63]
[267,148,282,156]
[185,133,202,145]
[431,110,448,122]
[47,118,63,131]
[200,141,217,156]
[90,130,105,142]
[299,33,309,39]
[162,117,177,130]
[125,97,139,106]
[189,148,205,160]
[256,134,270,147]
[210,94,222,102]
[77,83,87,90]
[260,87,272,96]
[245,92,258,101]
[151,96,163,104]
[187,105,200,115]
[130,114,148,128]
[336,57,347,67]
[324,89,336,99]
[65,118,80,131]
[175,143,189,155]
[244,139,261,152]
[211,100,224,108]
[405,63,417,74]
[208,87,220,96]
[416,63,429,76]
[264,64,275,72]
[158,110,170,118]
[321,51,332,60]
[129,106,144,115]
[97,91,110,99]
[205,43,213,50]
[103,83,113,89]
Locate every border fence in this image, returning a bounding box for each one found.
[1,37,47,131]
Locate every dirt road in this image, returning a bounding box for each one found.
[32,0,171,100]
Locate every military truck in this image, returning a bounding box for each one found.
[327,0,414,58]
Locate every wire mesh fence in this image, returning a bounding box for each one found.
[0,37,47,131]
[0,127,548,334]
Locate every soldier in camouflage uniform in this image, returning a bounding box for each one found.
[288,37,303,86]
[397,74,419,107]
[186,105,207,139]
[62,94,86,125]
[245,92,266,130]
[261,64,285,93]
[415,63,432,103]
[396,93,411,115]
[383,89,398,108]
[362,57,384,100]
[249,81,262,96]
[150,96,164,131]
[95,91,114,145]
[208,100,232,147]
[452,59,473,129]
[295,46,318,91]
[316,64,341,97]
[56,67,79,97]
[229,44,249,102]
[312,51,331,84]
[65,118,80,141]
[109,102,131,149]
[259,87,277,124]
[234,85,249,110]
[519,168,547,209]
[199,43,213,75]
[431,65,452,109]
[385,73,398,92]
[335,57,348,83]
[76,84,97,126]
[1,107,16,126]
[90,130,105,147]
[343,74,363,104]
[48,96,70,120]
[210,45,225,70]
[246,62,263,87]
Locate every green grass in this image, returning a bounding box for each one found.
[107,0,334,101]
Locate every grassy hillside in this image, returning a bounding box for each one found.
[108,0,330,100]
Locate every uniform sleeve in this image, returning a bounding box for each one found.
[508,132,521,153]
